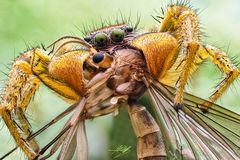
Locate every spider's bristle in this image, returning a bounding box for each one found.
[230,54,240,68]
[167,0,196,12]
[40,43,46,51]
[127,11,132,25]
[134,14,141,30]
[156,15,164,19]
[161,7,165,15]
[21,39,31,51]
[80,11,140,36]
[151,15,161,24]
[81,24,88,36]
[0,70,8,77]
[152,7,166,25]
[100,17,105,28]
[118,10,126,24]
[175,0,191,7]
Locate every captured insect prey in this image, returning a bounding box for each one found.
[0,1,240,160]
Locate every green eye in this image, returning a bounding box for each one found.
[95,33,108,47]
[111,29,124,43]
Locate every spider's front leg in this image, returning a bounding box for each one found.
[127,104,166,160]
[197,45,239,110]
[159,4,201,110]
[159,4,240,110]
[131,4,239,111]
[130,4,201,110]
[0,49,44,159]
[0,36,92,159]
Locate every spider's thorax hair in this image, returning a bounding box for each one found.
[81,12,141,36]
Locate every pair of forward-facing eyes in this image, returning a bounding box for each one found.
[84,26,133,48]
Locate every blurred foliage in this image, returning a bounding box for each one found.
[0,0,240,159]
[109,108,137,160]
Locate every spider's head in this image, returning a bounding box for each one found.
[83,24,135,51]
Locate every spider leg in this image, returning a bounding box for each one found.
[158,4,201,110]
[157,3,239,111]
[197,45,239,110]
[173,42,199,110]
[131,4,204,111]
[1,37,93,159]
[0,49,43,159]
[127,104,166,160]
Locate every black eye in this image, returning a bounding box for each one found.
[84,36,91,42]
[125,26,133,32]
[110,29,124,43]
[92,52,104,63]
[95,33,108,47]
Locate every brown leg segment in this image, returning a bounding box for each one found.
[127,104,166,160]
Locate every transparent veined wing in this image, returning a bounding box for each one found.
[147,78,240,160]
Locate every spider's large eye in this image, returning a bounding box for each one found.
[110,29,124,43]
[95,33,108,47]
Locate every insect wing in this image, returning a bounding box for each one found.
[147,79,240,159]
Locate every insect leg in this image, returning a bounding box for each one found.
[36,98,86,160]
[127,104,166,160]
[0,49,42,159]
[197,45,240,110]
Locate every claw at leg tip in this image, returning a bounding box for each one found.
[173,103,183,112]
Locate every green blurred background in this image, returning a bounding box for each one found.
[0,0,240,159]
